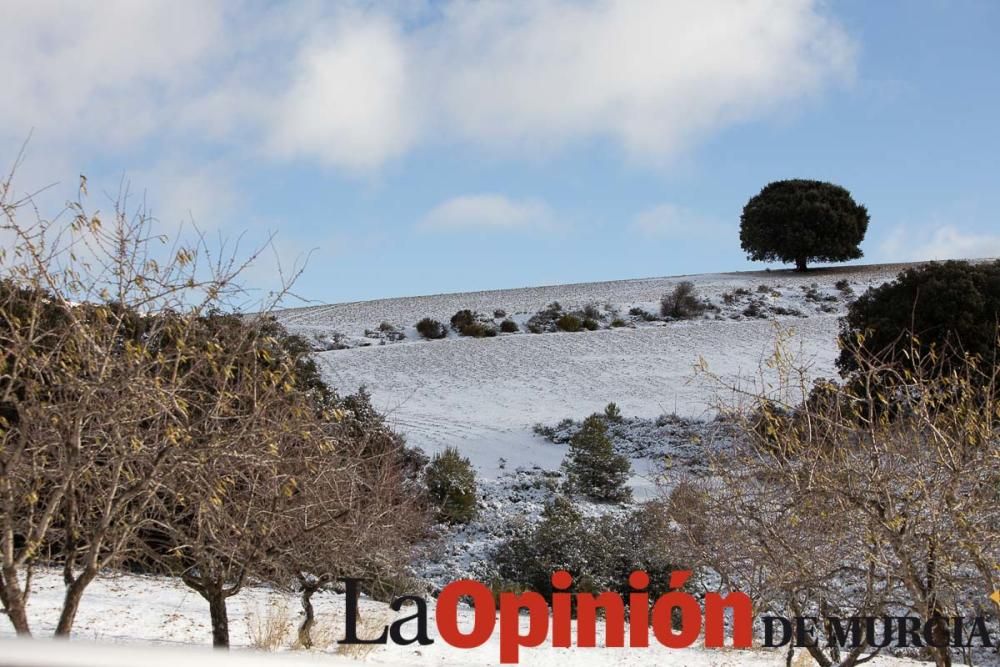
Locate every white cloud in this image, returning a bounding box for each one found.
[419,194,553,232]
[1,1,856,174]
[0,1,225,149]
[420,0,855,160]
[631,203,725,237]
[265,14,418,171]
[880,224,1000,262]
[127,159,239,235]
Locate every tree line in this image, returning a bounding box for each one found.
[0,174,429,647]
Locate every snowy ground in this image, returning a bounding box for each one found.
[0,263,956,666]
[0,569,927,667]
[274,263,903,605]
[277,264,912,483]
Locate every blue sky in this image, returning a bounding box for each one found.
[2,1,998,304]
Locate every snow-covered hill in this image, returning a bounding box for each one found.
[276,263,913,482]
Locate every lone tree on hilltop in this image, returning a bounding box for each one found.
[740,179,869,272]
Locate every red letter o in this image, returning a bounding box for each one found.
[436,580,496,649]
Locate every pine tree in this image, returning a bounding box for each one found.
[562,415,632,503]
[425,446,478,524]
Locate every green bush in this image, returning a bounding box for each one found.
[660,281,707,319]
[628,306,658,322]
[603,402,623,422]
[425,446,478,524]
[837,260,1000,377]
[556,313,583,332]
[416,317,447,339]
[449,310,497,337]
[493,497,681,602]
[527,302,564,333]
[500,319,519,333]
[450,309,476,332]
[462,322,497,338]
[562,415,632,503]
[610,318,628,328]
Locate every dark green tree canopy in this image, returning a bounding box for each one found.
[837,260,1000,376]
[740,179,869,271]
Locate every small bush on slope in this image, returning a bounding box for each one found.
[449,309,497,337]
[527,302,565,333]
[499,319,519,333]
[556,313,583,332]
[415,317,447,339]
[450,309,476,331]
[425,446,478,524]
[493,496,680,601]
[660,281,708,319]
[562,415,632,503]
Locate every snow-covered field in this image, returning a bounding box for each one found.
[0,569,926,667]
[1,263,949,666]
[278,264,910,482]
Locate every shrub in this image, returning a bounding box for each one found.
[603,402,623,422]
[742,301,766,318]
[556,313,583,332]
[582,303,603,320]
[660,281,707,319]
[837,260,1000,378]
[493,497,681,602]
[425,446,478,524]
[562,415,632,503]
[582,318,600,331]
[610,318,628,328]
[450,309,476,332]
[461,322,497,338]
[526,302,564,333]
[493,309,507,319]
[834,278,853,295]
[364,322,405,342]
[415,317,447,340]
[628,306,657,322]
[499,319,519,333]
[739,179,869,271]
[449,310,497,337]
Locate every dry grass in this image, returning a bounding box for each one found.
[334,608,394,659]
[290,611,341,651]
[791,649,817,667]
[245,596,294,652]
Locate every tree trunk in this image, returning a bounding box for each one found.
[1,569,32,636]
[54,568,96,637]
[298,584,318,649]
[197,587,231,649]
[795,256,808,272]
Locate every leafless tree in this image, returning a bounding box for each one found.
[0,162,291,638]
[666,330,1000,667]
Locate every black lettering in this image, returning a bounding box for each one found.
[795,617,819,647]
[340,578,388,645]
[389,595,434,646]
[763,616,792,647]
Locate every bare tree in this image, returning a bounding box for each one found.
[666,331,1000,667]
[0,164,286,637]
